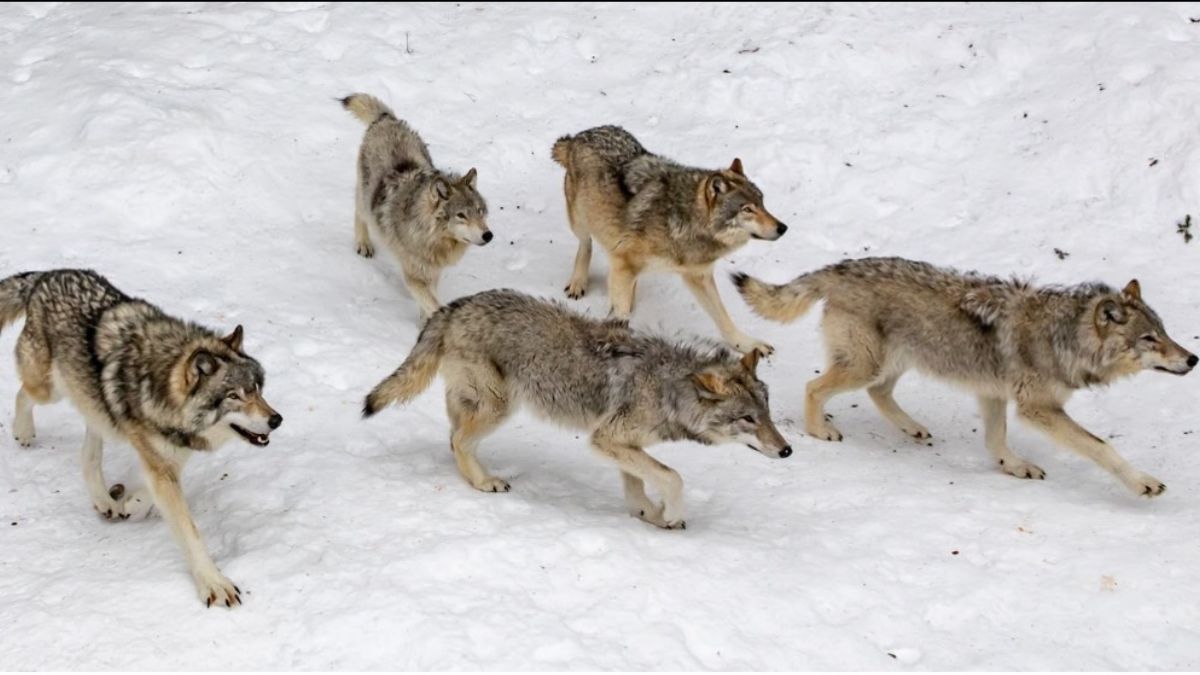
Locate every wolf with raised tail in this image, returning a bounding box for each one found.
[362,289,791,529]
[734,257,1196,498]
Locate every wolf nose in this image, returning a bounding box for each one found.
[481,231,494,244]
[268,413,283,429]
[778,445,792,458]
[1188,354,1198,368]
[775,223,788,237]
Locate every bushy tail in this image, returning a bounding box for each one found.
[731,271,824,323]
[0,272,41,335]
[362,307,453,417]
[551,135,573,167]
[341,93,394,125]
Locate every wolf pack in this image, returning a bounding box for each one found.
[1,92,1194,608]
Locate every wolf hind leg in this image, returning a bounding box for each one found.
[354,201,374,258]
[563,173,593,300]
[868,371,931,440]
[805,310,882,441]
[80,427,128,520]
[12,387,36,447]
[445,361,512,493]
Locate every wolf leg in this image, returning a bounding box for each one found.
[80,427,127,519]
[868,373,930,439]
[563,174,593,299]
[1017,403,1162,496]
[978,396,1044,479]
[131,434,240,607]
[805,363,877,442]
[403,270,442,321]
[607,257,641,319]
[445,365,511,493]
[12,387,35,446]
[682,269,772,356]
[593,438,684,529]
[354,201,374,257]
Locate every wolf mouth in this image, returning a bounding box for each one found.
[231,424,270,446]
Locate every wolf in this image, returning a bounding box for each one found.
[551,125,787,356]
[361,289,791,529]
[342,93,492,320]
[734,257,1196,497]
[0,270,283,607]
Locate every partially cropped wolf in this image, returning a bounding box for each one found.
[362,289,791,529]
[342,93,491,320]
[0,270,282,607]
[734,257,1196,497]
[552,125,787,356]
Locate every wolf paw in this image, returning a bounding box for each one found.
[1123,471,1166,498]
[904,424,932,440]
[564,280,587,300]
[355,240,375,258]
[807,421,843,442]
[195,570,242,609]
[999,458,1045,480]
[12,419,34,447]
[474,477,511,493]
[731,336,773,357]
[116,485,155,520]
[93,495,128,521]
[632,503,686,530]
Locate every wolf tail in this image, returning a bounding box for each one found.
[341,93,394,125]
[731,270,825,323]
[362,305,454,417]
[551,134,573,167]
[0,272,41,335]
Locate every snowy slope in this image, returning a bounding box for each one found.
[1,2,1199,669]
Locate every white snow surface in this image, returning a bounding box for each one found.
[1,2,1199,670]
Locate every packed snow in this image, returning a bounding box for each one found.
[1,2,1199,669]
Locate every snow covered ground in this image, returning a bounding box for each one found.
[1,1,1199,669]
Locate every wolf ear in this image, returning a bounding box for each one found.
[191,350,219,378]
[460,168,477,189]
[1122,279,1141,301]
[729,158,745,176]
[222,325,243,352]
[432,178,450,201]
[692,369,730,400]
[705,174,729,203]
[739,349,759,375]
[1096,298,1128,326]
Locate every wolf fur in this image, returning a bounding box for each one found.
[0,270,283,607]
[342,92,492,320]
[734,257,1197,497]
[552,125,787,356]
[362,289,792,529]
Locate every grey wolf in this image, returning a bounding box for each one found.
[734,257,1196,497]
[551,125,786,355]
[1,270,283,607]
[342,92,492,320]
[362,289,791,529]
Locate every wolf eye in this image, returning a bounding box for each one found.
[456,211,467,219]
[226,392,242,401]
[738,415,756,424]
[1139,335,1159,344]
[740,205,754,214]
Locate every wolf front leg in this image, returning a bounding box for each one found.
[403,270,442,321]
[130,433,242,607]
[592,436,685,529]
[682,269,773,356]
[1016,403,1164,497]
[354,201,374,258]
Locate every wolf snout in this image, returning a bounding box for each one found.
[1188,354,1198,369]
[778,445,792,458]
[268,413,283,429]
[481,231,494,245]
[775,223,788,237]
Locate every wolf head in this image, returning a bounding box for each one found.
[431,168,492,246]
[687,350,791,458]
[702,158,788,245]
[174,325,283,449]
[1091,280,1196,379]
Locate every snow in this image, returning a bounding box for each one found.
[1,2,1199,669]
